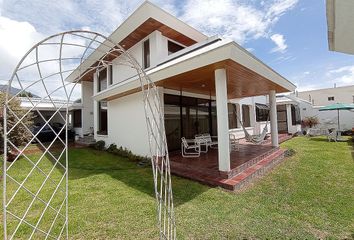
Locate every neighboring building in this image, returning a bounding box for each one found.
[297,86,354,130]
[67,1,296,172]
[19,97,83,136]
[297,85,354,106]
[326,0,354,54]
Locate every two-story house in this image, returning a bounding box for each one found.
[68,1,296,174]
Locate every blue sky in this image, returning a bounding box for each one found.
[0,0,354,91]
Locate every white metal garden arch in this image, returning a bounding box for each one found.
[3,31,176,239]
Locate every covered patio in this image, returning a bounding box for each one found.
[169,134,291,190]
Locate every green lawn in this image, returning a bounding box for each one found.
[1,136,353,239]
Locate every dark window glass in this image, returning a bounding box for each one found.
[328,96,334,101]
[163,94,218,151]
[98,101,108,135]
[291,105,301,125]
[109,65,113,85]
[256,104,269,122]
[143,39,150,69]
[98,68,107,92]
[242,105,251,127]
[228,103,238,129]
[168,41,184,55]
[73,110,82,128]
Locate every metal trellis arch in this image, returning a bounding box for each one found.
[2,30,176,239]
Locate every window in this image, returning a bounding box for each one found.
[228,103,238,129]
[143,39,150,69]
[108,65,113,85]
[242,105,251,127]
[73,110,82,128]
[352,95,354,103]
[328,96,334,101]
[255,103,269,122]
[98,101,108,135]
[168,40,184,55]
[291,105,301,125]
[98,68,107,92]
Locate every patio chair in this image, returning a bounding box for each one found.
[196,133,218,150]
[181,137,201,157]
[194,135,209,153]
[229,133,240,152]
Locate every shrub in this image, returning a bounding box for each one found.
[107,143,117,153]
[94,140,106,151]
[0,92,34,153]
[105,144,150,165]
[302,116,319,128]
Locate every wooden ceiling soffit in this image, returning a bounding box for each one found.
[78,18,197,82]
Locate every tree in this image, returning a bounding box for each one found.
[0,92,34,154]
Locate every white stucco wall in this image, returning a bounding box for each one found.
[81,81,94,136]
[105,91,150,156]
[111,30,176,85]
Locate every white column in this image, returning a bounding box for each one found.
[93,73,98,139]
[286,104,292,133]
[215,68,230,172]
[269,90,279,147]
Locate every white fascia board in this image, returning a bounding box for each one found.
[93,40,296,101]
[66,1,207,83]
[326,0,335,51]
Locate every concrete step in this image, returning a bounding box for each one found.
[219,149,286,191]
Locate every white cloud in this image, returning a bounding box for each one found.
[0,16,44,81]
[180,0,298,44]
[0,0,299,94]
[328,65,354,85]
[270,33,287,53]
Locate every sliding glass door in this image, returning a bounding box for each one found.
[164,94,216,151]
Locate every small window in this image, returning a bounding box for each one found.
[256,103,269,122]
[242,105,251,127]
[168,40,184,55]
[228,103,238,129]
[143,39,150,69]
[108,65,113,85]
[352,95,354,103]
[98,101,108,135]
[328,96,334,101]
[98,68,107,92]
[291,105,301,125]
[73,110,82,128]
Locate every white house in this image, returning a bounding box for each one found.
[67,1,296,173]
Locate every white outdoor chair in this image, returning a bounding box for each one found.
[229,133,240,152]
[201,133,218,149]
[194,135,209,153]
[181,137,200,157]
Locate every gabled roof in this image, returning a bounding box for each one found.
[67,1,207,82]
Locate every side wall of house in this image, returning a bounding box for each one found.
[111,30,181,85]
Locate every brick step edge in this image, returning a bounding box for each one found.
[224,147,280,179]
[219,149,286,191]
